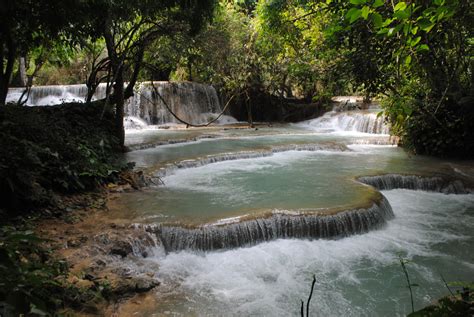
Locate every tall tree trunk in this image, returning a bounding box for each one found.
[0,37,16,106]
[187,60,193,81]
[103,17,126,150]
[245,93,254,128]
[18,56,27,86]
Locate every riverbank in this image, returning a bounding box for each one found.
[36,189,162,315]
[0,101,139,315]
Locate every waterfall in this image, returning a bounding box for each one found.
[358,174,473,194]
[7,82,236,126]
[146,195,394,252]
[124,82,233,125]
[301,111,390,134]
[6,84,107,105]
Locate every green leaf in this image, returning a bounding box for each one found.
[350,0,367,4]
[382,18,394,27]
[394,2,407,11]
[405,55,412,66]
[403,24,410,36]
[418,18,435,32]
[417,44,429,52]
[361,6,370,19]
[371,13,383,27]
[394,10,410,20]
[373,0,384,8]
[410,36,421,47]
[346,8,362,23]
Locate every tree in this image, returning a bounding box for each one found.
[1,1,216,148]
[81,0,216,148]
[325,0,473,155]
[0,0,86,106]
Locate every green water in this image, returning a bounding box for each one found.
[114,111,474,316]
[113,126,451,226]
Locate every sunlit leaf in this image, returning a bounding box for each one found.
[410,36,421,47]
[361,6,370,19]
[394,2,407,11]
[405,55,412,66]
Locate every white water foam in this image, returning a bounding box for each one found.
[148,190,474,316]
[297,111,390,135]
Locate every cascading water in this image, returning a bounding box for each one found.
[358,174,473,194]
[153,195,393,251]
[11,82,470,315]
[6,84,107,105]
[124,82,236,125]
[299,110,390,134]
[6,82,237,126]
[104,104,474,315]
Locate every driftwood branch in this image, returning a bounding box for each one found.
[301,275,317,317]
[306,275,317,317]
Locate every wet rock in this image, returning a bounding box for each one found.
[135,278,160,293]
[110,240,134,258]
[109,277,160,296]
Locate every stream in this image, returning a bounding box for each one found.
[8,84,474,315]
[115,109,474,316]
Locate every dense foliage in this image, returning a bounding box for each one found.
[0,102,127,213]
[323,0,474,156]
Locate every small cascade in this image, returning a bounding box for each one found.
[358,174,473,194]
[7,82,236,126]
[6,84,106,105]
[124,116,149,130]
[302,111,390,134]
[149,195,394,252]
[155,143,348,178]
[124,82,228,125]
